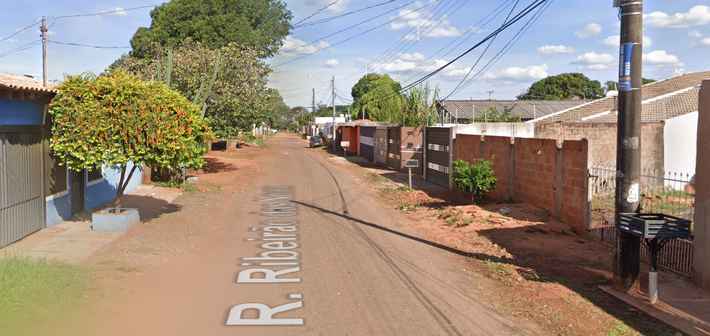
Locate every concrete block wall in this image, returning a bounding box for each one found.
[456,135,588,232]
[694,79,710,290]
[534,122,663,171]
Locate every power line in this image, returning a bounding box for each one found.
[0,39,42,59]
[274,1,434,67]
[48,4,163,29]
[48,40,131,49]
[279,0,420,55]
[293,0,341,27]
[0,20,41,42]
[295,0,396,28]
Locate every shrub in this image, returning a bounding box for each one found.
[451,157,497,204]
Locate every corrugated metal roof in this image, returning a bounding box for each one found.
[439,100,588,120]
[0,72,58,94]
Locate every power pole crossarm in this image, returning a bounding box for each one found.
[613,0,643,293]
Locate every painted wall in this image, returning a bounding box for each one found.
[0,98,45,125]
[341,126,359,154]
[664,111,697,177]
[455,123,535,138]
[693,79,710,290]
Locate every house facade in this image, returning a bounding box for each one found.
[0,72,141,248]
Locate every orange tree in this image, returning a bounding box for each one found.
[49,70,212,214]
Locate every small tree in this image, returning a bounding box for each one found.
[49,71,212,214]
[451,157,497,204]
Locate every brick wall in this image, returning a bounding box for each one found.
[534,122,663,171]
[455,135,588,232]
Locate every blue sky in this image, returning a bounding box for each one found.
[1,1,709,108]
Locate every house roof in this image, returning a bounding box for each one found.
[438,99,588,120]
[0,72,57,94]
[530,71,710,123]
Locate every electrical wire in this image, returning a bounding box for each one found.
[0,39,42,59]
[0,20,41,42]
[47,4,163,29]
[48,40,131,49]
[274,1,434,67]
[279,0,422,55]
[295,0,396,28]
[293,0,341,27]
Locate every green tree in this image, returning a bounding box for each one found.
[351,73,401,118]
[49,71,211,214]
[402,82,440,127]
[517,73,604,100]
[474,105,523,122]
[604,78,656,93]
[112,40,271,138]
[265,88,290,129]
[359,84,404,123]
[129,0,292,59]
[451,157,497,204]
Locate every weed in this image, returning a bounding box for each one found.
[396,203,419,212]
[537,210,551,222]
[551,314,564,322]
[115,264,141,273]
[607,321,631,336]
[130,246,157,254]
[0,254,96,334]
[397,185,409,191]
[554,232,567,238]
[445,219,455,226]
[482,259,513,277]
[460,218,474,226]
[204,183,221,191]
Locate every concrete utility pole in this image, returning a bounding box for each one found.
[312,88,316,136]
[41,17,48,87]
[332,75,336,152]
[613,0,643,293]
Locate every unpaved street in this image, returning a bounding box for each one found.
[70,134,540,336]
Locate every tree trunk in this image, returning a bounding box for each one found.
[226,139,238,150]
[114,164,138,214]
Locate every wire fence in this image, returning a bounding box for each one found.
[587,162,694,276]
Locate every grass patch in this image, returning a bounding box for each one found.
[204,182,222,192]
[115,264,141,273]
[482,259,513,277]
[0,254,96,334]
[130,246,157,254]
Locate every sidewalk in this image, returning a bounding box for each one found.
[601,271,710,335]
[0,185,182,264]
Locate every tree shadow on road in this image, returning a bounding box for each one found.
[65,195,182,224]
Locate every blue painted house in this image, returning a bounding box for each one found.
[0,72,141,247]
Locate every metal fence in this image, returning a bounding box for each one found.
[588,162,694,276]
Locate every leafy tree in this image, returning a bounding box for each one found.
[351,73,401,118]
[49,71,211,214]
[402,82,440,127]
[129,0,292,59]
[265,88,290,129]
[517,73,604,100]
[359,84,404,123]
[451,157,497,204]
[604,78,656,93]
[474,105,523,122]
[111,40,271,138]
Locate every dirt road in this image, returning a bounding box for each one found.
[70,134,540,336]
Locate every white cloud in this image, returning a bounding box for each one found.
[304,0,351,13]
[388,4,462,40]
[575,23,602,38]
[397,52,426,62]
[572,52,615,64]
[324,59,339,68]
[111,7,128,16]
[692,37,710,48]
[643,50,680,64]
[598,35,652,48]
[688,31,703,38]
[537,45,575,56]
[46,30,57,37]
[279,36,332,57]
[645,5,710,29]
[483,64,549,82]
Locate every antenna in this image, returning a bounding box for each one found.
[487,90,495,100]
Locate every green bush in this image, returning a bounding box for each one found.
[452,157,497,204]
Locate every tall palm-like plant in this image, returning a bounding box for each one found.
[403,83,440,127]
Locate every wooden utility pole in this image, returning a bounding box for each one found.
[613,0,643,293]
[41,17,48,87]
[332,75,336,152]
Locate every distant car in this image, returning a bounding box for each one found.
[309,136,323,148]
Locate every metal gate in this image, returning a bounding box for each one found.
[375,128,387,165]
[0,126,45,248]
[359,126,375,161]
[386,128,401,171]
[425,127,452,188]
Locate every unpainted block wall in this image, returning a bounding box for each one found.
[694,80,710,290]
[534,122,663,171]
[456,135,588,232]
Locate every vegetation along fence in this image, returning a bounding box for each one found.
[588,162,695,276]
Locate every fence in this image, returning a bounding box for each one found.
[588,162,695,276]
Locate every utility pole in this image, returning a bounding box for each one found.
[613,0,643,293]
[41,17,48,87]
[332,75,336,152]
[312,88,315,136]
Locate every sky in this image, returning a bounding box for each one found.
[1,0,709,109]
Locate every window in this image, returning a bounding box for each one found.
[87,164,104,184]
